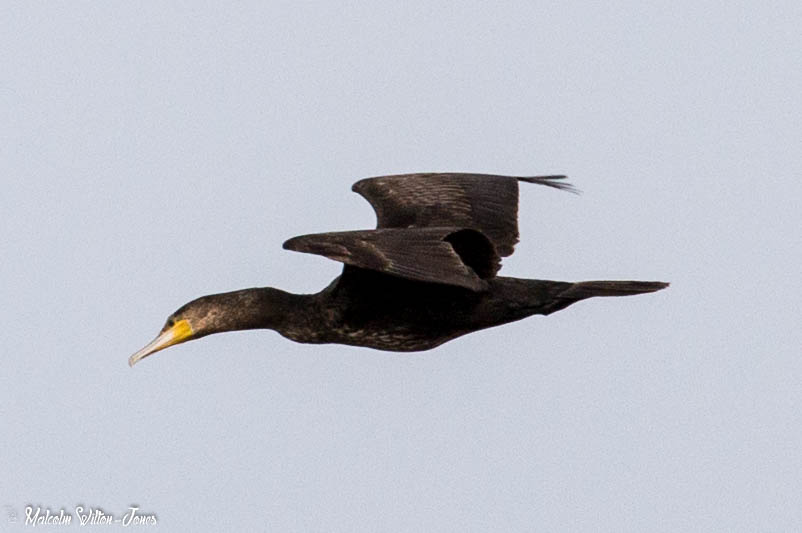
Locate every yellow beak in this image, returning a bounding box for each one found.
[128,319,194,367]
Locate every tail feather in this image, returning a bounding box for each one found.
[561,280,669,300]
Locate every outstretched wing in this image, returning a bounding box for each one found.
[352,173,576,257]
[283,227,500,291]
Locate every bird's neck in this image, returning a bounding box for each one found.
[204,287,319,336]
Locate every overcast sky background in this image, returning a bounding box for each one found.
[2,2,801,531]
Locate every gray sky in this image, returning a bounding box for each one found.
[2,2,801,531]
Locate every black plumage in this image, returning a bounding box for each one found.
[129,173,667,366]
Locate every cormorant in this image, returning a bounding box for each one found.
[129,173,667,366]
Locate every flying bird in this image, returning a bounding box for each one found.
[129,173,667,366]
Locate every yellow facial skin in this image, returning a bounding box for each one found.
[128,319,194,367]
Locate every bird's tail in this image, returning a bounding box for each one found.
[513,279,668,316]
[560,280,669,300]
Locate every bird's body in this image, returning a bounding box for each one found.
[274,271,553,352]
[129,173,667,366]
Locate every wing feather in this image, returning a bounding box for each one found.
[283,227,500,291]
[352,173,575,257]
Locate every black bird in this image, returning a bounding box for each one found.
[129,173,667,366]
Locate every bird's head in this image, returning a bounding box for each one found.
[127,296,223,367]
[128,288,292,367]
